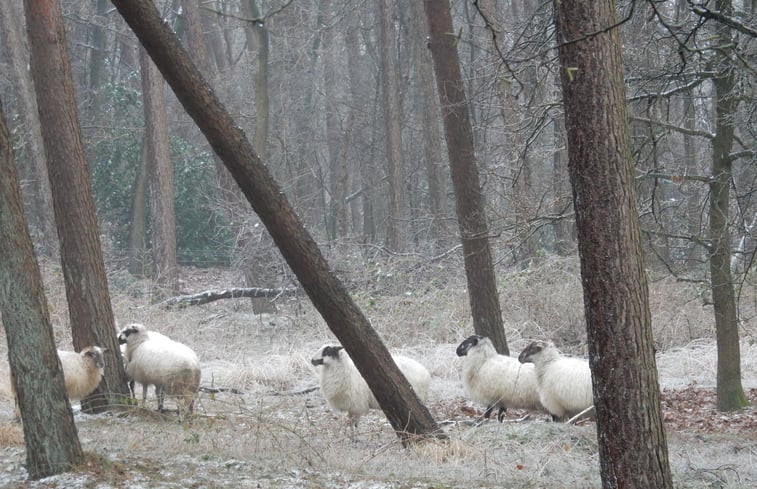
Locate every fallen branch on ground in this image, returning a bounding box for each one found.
[159,287,298,308]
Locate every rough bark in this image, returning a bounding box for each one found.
[111,0,442,441]
[0,0,56,255]
[424,0,509,355]
[0,97,84,480]
[553,0,673,486]
[24,0,130,412]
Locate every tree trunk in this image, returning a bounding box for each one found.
[128,142,150,276]
[554,0,673,487]
[409,0,451,251]
[424,0,509,355]
[139,45,178,299]
[0,0,56,256]
[24,0,130,412]
[111,0,442,441]
[0,96,84,481]
[241,0,277,314]
[378,0,408,252]
[709,0,748,412]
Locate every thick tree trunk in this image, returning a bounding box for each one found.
[24,0,130,412]
[111,0,442,441]
[0,96,84,481]
[553,0,673,487]
[0,0,56,255]
[424,0,509,355]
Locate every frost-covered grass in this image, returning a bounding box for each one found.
[0,256,755,488]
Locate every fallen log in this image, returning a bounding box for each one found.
[159,287,298,309]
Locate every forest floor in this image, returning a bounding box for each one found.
[0,257,756,488]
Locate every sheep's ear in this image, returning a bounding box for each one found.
[323,345,343,359]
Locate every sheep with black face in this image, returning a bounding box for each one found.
[118,323,200,419]
[311,344,430,430]
[518,340,594,422]
[456,335,542,421]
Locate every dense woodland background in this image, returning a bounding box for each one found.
[0,0,756,486]
[2,0,754,300]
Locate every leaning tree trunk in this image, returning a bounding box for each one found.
[424,0,509,355]
[111,0,442,442]
[553,0,673,487]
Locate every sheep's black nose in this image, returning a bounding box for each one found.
[311,358,323,366]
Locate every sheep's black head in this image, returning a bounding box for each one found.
[311,345,343,366]
[118,323,146,344]
[518,341,547,364]
[456,335,484,357]
[82,346,107,370]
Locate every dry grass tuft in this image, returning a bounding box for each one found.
[0,422,24,446]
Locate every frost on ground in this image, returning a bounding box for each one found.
[0,260,756,488]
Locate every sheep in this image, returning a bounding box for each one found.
[57,346,108,401]
[310,344,430,430]
[13,345,107,420]
[117,323,200,418]
[455,335,542,421]
[518,340,594,422]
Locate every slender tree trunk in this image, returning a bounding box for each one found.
[410,0,451,251]
[424,0,509,355]
[139,45,178,298]
[553,0,673,486]
[378,0,408,252]
[24,0,130,412]
[112,0,443,441]
[709,0,748,412]
[128,142,150,276]
[0,99,84,481]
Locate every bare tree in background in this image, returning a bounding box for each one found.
[140,44,178,298]
[111,0,443,441]
[554,0,672,486]
[378,0,409,252]
[0,0,56,255]
[705,0,748,412]
[24,0,130,411]
[424,0,508,354]
[0,98,84,481]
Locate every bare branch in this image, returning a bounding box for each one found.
[630,116,715,140]
[690,5,757,38]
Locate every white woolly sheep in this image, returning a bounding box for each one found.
[311,344,430,430]
[118,323,200,418]
[456,335,542,421]
[12,345,106,420]
[518,340,594,422]
[57,346,107,401]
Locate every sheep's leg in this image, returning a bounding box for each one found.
[140,384,148,408]
[156,386,165,412]
[483,404,495,419]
